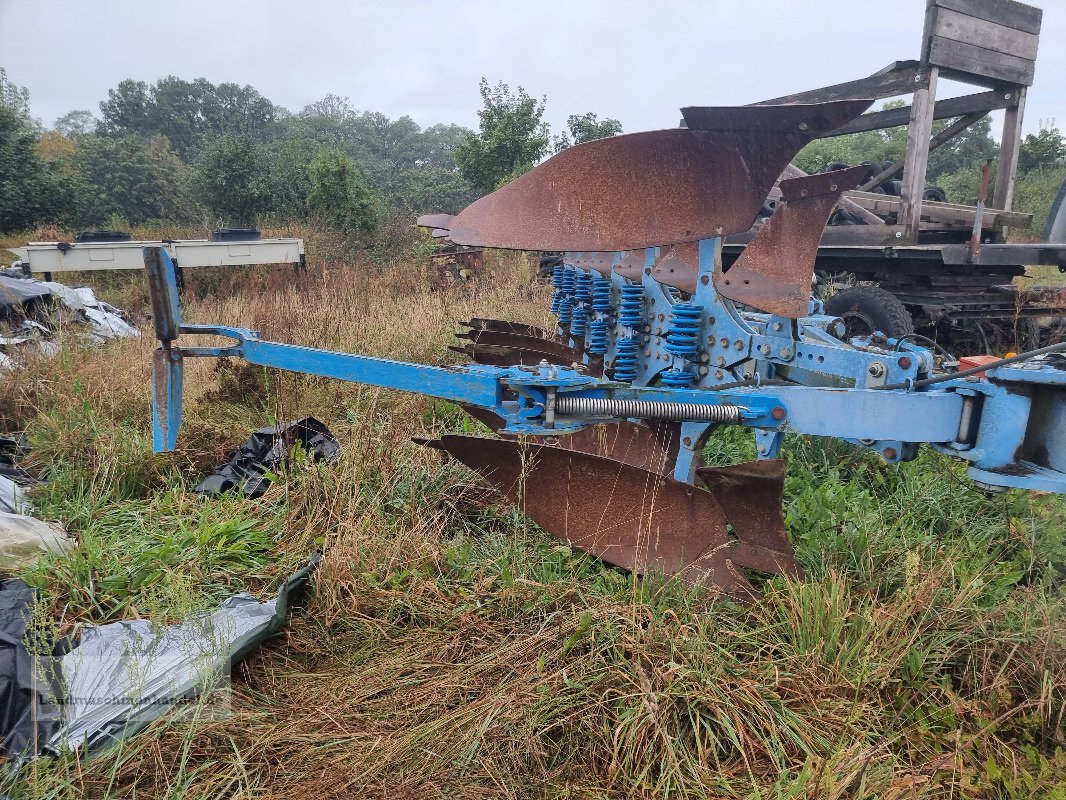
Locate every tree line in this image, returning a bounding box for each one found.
[0,68,622,236]
[1,65,1063,238]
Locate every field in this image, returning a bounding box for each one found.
[1,227,1066,799]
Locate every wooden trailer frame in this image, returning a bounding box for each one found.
[755,0,1043,246]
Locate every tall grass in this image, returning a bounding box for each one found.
[0,244,1064,798]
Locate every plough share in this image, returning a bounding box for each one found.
[146,99,1066,601]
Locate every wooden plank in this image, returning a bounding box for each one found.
[754,62,923,106]
[844,191,1032,229]
[932,0,1042,36]
[993,86,1026,214]
[825,89,1014,136]
[933,7,1039,60]
[858,111,987,190]
[725,225,907,247]
[928,35,1035,86]
[899,66,939,241]
[779,164,884,225]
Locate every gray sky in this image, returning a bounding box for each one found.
[1,0,1063,137]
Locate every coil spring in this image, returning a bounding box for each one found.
[618,283,645,329]
[591,275,613,313]
[556,396,741,423]
[660,368,697,387]
[555,267,576,323]
[550,264,567,314]
[664,303,703,358]
[587,320,610,356]
[612,337,640,382]
[570,270,593,337]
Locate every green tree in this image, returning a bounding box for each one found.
[306,147,379,232]
[1018,122,1066,173]
[455,79,550,194]
[72,133,197,226]
[54,110,97,137]
[100,77,276,158]
[195,133,270,224]
[552,112,622,152]
[0,105,54,232]
[0,68,32,119]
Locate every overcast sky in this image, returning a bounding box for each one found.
[1,0,1063,137]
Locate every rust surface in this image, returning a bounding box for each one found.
[428,435,759,599]
[465,318,564,341]
[575,253,615,277]
[651,242,700,293]
[457,329,581,363]
[696,459,801,578]
[460,407,683,476]
[714,165,868,317]
[416,213,456,230]
[440,100,872,252]
[450,343,576,368]
[613,251,646,281]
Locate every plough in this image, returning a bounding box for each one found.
[146,99,1066,601]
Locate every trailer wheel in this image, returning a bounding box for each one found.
[825,286,915,340]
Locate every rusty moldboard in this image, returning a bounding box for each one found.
[651,241,700,294]
[613,251,646,281]
[426,435,798,600]
[439,100,873,253]
[456,329,582,363]
[459,406,685,476]
[464,318,565,342]
[714,165,869,317]
[696,460,801,578]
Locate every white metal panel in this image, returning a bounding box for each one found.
[10,238,304,274]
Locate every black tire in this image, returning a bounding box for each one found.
[825,286,915,340]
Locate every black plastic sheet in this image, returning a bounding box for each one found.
[194,418,340,498]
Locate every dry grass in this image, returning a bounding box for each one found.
[2,233,1065,798]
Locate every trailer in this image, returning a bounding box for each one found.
[722,0,1066,351]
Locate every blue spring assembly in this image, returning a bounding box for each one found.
[618,283,645,329]
[570,270,593,337]
[661,303,703,387]
[612,337,640,382]
[585,275,614,356]
[591,275,613,313]
[555,266,576,324]
[664,303,702,357]
[550,264,566,314]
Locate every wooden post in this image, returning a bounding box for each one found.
[898,66,939,242]
[992,86,1026,213]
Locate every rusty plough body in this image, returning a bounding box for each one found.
[147,100,1066,600]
